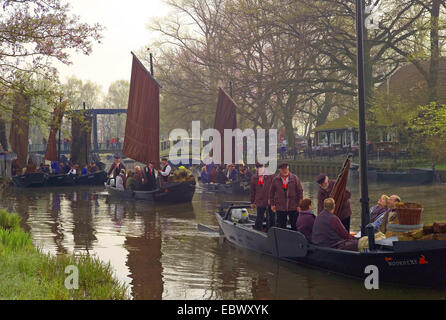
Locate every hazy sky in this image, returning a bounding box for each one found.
[57,0,169,93]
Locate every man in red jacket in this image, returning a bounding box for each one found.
[250,163,274,231]
[269,163,304,231]
[316,174,352,232]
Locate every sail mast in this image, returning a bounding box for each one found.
[355,0,370,235]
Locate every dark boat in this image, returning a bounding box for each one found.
[199,180,250,194]
[376,168,434,184]
[12,172,46,188]
[216,202,446,287]
[76,170,107,186]
[46,174,77,186]
[105,180,196,203]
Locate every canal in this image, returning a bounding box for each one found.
[1,176,446,299]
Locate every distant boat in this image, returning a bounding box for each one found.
[199,88,251,195]
[376,168,434,184]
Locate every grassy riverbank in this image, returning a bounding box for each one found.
[0,209,129,300]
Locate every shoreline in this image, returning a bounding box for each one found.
[0,209,129,300]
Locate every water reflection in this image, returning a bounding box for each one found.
[0,178,445,299]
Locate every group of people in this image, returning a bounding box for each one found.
[107,156,174,191]
[250,162,358,251]
[200,163,253,185]
[12,157,99,177]
[106,138,121,150]
[50,161,99,176]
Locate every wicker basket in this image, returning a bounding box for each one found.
[395,202,423,225]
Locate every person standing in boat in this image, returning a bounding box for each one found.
[107,155,126,179]
[316,174,352,232]
[269,162,303,231]
[143,161,157,190]
[312,198,358,251]
[251,163,274,231]
[158,157,172,184]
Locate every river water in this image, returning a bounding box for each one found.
[1,175,446,300]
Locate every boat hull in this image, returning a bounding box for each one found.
[106,181,196,203]
[76,171,107,186]
[46,174,77,186]
[12,173,46,188]
[199,180,250,195]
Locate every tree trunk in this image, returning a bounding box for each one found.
[0,118,7,151]
[427,0,441,103]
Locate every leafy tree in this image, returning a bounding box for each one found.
[408,102,446,165]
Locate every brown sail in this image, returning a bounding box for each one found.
[330,155,352,218]
[214,88,237,165]
[45,101,66,162]
[122,52,161,168]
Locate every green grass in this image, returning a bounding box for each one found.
[0,209,129,300]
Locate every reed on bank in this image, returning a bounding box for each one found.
[0,209,129,300]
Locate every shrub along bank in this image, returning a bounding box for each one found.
[0,209,129,300]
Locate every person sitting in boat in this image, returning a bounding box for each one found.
[225,164,238,182]
[158,157,172,184]
[81,165,89,175]
[68,165,78,175]
[297,198,316,242]
[107,155,126,179]
[88,162,98,173]
[374,195,401,233]
[312,198,358,251]
[134,166,144,184]
[316,174,352,232]
[125,170,138,190]
[26,157,37,174]
[51,161,61,175]
[215,165,228,184]
[38,163,50,174]
[370,195,389,223]
[251,162,274,231]
[269,162,304,231]
[143,161,157,190]
[200,166,210,184]
[115,169,126,191]
[209,166,218,183]
[11,159,20,176]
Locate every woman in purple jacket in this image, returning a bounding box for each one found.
[296,198,316,242]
